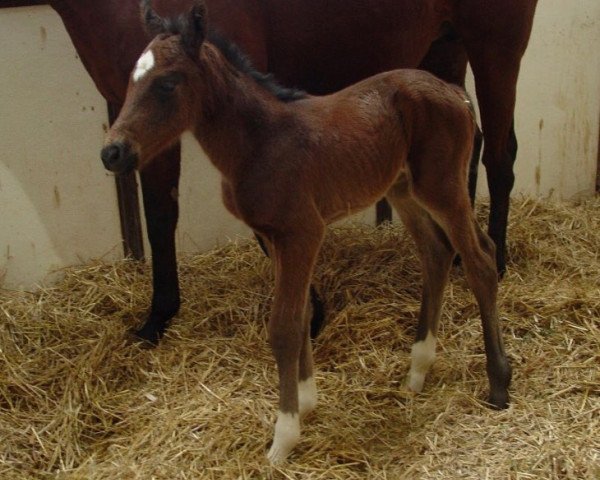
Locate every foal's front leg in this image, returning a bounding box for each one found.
[266,230,323,464]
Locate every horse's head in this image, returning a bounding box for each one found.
[101,0,207,174]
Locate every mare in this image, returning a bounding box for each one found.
[102,1,512,463]
[48,0,536,343]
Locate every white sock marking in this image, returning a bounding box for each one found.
[298,377,317,418]
[133,49,155,82]
[407,333,437,393]
[267,411,300,464]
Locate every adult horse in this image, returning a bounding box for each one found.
[45,0,537,343]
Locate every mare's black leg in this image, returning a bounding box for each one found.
[483,120,517,279]
[459,0,536,276]
[254,233,326,338]
[133,145,182,345]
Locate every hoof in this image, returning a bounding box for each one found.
[126,329,159,348]
[487,360,512,409]
[487,389,510,410]
[126,321,164,347]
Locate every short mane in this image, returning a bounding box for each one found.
[159,15,306,103]
[207,31,307,103]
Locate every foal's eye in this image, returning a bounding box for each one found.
[154,76,181,96]
[159,81,176,94]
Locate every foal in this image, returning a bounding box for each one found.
[102,1,511,463]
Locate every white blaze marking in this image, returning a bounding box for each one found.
[298,377,317,418]
[407,333,437,393]
[133,49,155,82]
[267,411,300,464]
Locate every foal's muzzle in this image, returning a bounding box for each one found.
[100,142,138,174]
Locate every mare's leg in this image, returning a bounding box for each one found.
[134,145,182,344]
[255,233,326,338]
[413,185,511,409]
[386,183,455,393]
[458,2,536,275]
[467,51,519,277]
[265,226,323,464]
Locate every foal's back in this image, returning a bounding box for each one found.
[284,69,474,224]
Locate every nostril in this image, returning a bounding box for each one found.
[101,144,122,166]
[101,142,137,174]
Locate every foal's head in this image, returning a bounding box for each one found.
[101,0,208,174]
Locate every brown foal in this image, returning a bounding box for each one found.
[102,1,511,463]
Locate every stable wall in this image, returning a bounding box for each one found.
[1,1,599,289]
[0,6,120,288]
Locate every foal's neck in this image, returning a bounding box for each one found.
[191,44,295,179]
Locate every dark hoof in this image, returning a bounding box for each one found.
[309,286,326,339]
[486,359,512,409]
[487,390,510,410]
[126,329,159,348]
[126,322,164,347]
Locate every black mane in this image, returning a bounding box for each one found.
[159,15,306,103]
[207,31,307,103]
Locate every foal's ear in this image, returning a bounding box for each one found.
[140,0,165,37]
[181,0,207,58]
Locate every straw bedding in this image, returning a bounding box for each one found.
[1,197,598,479]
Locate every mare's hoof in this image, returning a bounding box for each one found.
[487,390,510,410]
[126,324,163,348]
[126,330,158,348]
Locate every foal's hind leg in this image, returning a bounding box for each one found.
[417,193,511,409]
[387,185,455,393]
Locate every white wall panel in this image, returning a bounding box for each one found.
[0,6,120,288]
